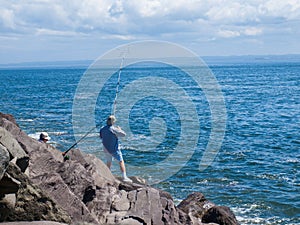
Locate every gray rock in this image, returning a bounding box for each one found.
[117,217,145,225]
[0,194,16,222]
[2,193,16,208]
[0,171,20,195]
[28,147,99,224]
[0,143,9,180]
[202,206,240,225]
[0,194,16,221]
[0,222,68,225]
[0,117,41,154]
[0,112,17,125]
[111,190,130,211]
[0,127,28,160]
[177,192,240,225]
[177,192,215,219]
[66,148,117,186]
[3,162,71,223]
[31,171,98,224]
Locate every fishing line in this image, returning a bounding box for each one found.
[112,56,124,115]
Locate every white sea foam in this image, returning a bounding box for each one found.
[231,205,300,225]
[49,131,68,136]
[18,118,35,122]
[28,131,69,139]
[28,132,40,140]
[285,158,299,163]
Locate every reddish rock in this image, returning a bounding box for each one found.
[0,113,17,125]
[177,192,215,219]
[3,162,71,223]
[0,117,41,154]
[202,206,240,225]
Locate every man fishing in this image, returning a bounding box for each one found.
[100,115,132,182]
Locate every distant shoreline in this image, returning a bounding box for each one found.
[1,54,300,69]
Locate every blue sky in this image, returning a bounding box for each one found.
[1,0,300,64]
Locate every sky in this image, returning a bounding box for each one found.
[1,0,300,64]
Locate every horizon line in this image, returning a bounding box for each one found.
[1,53,300,69]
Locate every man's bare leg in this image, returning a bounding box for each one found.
[119,161,132,182]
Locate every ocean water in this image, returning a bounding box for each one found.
[0,58,299,224]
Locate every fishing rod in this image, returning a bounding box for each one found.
[112,56,124,115]
[63,56,125,157]
[62,124,100,156]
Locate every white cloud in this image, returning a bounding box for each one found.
[259,0,300,20]
[128,0,162,17]
[35,28,84,36]
[0,8,16,30]
[244,27,263,36]
[102,34,136,41]
[217,27,263,39]
[1,0,299,37]
[0,0,300,63]
[205,2,259,24]
[217,29,240,38]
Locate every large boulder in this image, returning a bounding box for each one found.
[178,193,239,225]
[202,206,239,225]
[0,127,29,172]
[0,113,17,125]
[177,192,215,218]
[0,170,20,195]
[29,148,100,224]
[1,162,71,223]
[0,143,9,180]
[0,114,71,223]
[0,127,28,160]
[0,117,41,154]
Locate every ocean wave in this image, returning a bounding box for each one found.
[232,205,300,225]
[18,118,35,122]
[48,131,69,136]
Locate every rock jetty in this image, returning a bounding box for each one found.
[0,112,239,225]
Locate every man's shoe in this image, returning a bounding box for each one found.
[123,176,133,183]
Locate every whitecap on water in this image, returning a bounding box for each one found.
[18,118,35,122]
[28,132,40,140]
[285,158,299,163]
[48,131,68,136]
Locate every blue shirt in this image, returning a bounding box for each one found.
[100,125,126,154]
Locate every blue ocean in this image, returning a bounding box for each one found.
[0,56,299,224]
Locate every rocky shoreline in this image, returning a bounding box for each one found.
[0,113,239,225]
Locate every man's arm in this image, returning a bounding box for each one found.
[110,126,126,137]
